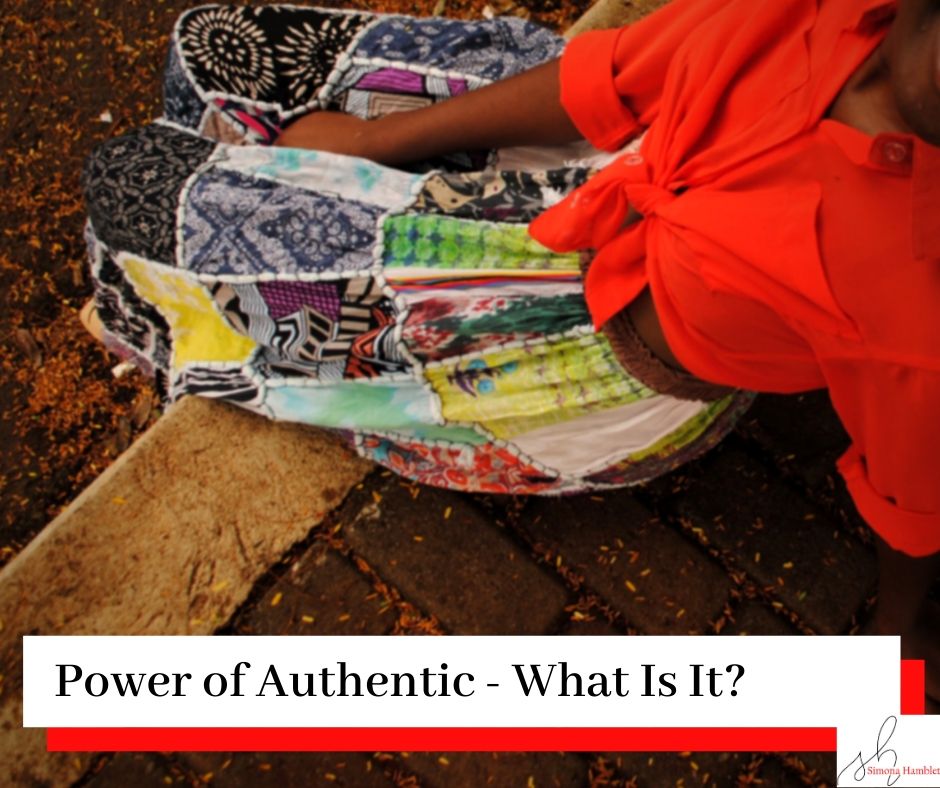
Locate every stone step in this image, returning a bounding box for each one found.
[0,397,370,787]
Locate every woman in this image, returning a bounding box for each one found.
[82,0,939,704]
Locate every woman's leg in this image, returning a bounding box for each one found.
[82,4,749,499]
[81,8,573,412]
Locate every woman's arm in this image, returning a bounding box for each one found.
[274,59,582,164]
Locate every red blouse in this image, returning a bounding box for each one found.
[529,0,940,556]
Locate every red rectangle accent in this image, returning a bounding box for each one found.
[900,659,926,715]
[47,726,836,753]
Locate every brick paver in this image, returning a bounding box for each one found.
[90,752,401,788]
[559,615,625,637]
[516,492,732,634]
[599,751,753,787]
[402,752,589,787]
[756,755,821,787]
[177,753,395,788]
[341,476,571,634]
[719,599,802,636]
[736,393,869,539]
[83,754,179,787]
[664,441,876,634]
[736,392,848,492]
[230,542,395,636]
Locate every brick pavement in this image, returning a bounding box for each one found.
[80,392,861,788]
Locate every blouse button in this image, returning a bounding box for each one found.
[870,136,913,171]
[882,140,910,164]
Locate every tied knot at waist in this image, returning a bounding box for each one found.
[615,154,678,216]
[528,152,681,328]
[624,180,677,217]
[529,150,855,338]
[555,154,678,252]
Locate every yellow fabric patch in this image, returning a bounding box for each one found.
[121,257,256,370]
[425,335,652,440]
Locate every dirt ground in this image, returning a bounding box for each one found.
[0,0,599,565]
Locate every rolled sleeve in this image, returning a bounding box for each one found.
[560,28,642,151]
[560,0,745,152]
[838,447,940,557]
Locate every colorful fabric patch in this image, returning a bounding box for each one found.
[511,395,710,477]
[182,167,381,276]
[210,98,283,144]
[341,89,434,119]
[173,365,264,407]
[163,43,207,129]
[201,107,253,145]
[120,255,258,371]
[584,393,755,486]
[356,67,468,96]
[83,123,216,265]
[263,380,437,431]
[382,214,579,274]
[350,16,563,82]
[211,277,408,379]
[271,9,374,106]
[177,6,279,101]
[260,280,343,320]
[329,64,477,119]
[357,434,560,494]
[220,146,423,210]
[177,6,374,109]
[425,335,653,440]
[369,424,489,446]
[401,286,589,362]
[89,236,171,387]
[411,168,592,223]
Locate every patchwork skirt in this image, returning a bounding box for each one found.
[82,5,753,495]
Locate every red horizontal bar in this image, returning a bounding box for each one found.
[47,726,836,753]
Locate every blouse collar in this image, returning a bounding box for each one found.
[820,117,940,262]
[849,0,897,32]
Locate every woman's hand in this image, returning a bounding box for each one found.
[275,112,386,159]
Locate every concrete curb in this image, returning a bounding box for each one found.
[0,397,371,786]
